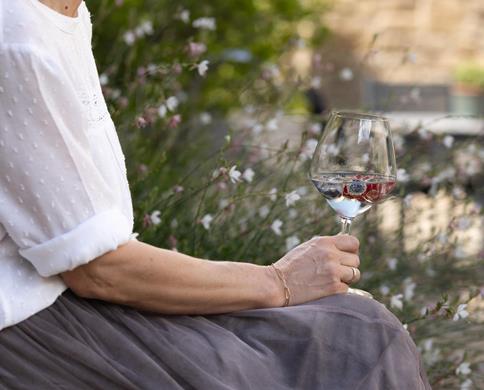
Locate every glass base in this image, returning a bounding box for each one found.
[347,287,373,299]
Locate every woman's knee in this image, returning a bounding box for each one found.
[315,292,404,329]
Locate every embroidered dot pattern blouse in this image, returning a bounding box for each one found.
[0,0,136,330]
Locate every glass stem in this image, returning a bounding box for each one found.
[340,218,352,235]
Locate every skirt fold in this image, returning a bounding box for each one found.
[0,290,431,390]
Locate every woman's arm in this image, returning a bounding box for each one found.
[61,239,283,314]
[60,235,360,314]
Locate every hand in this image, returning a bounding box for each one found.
[270,235,360,306]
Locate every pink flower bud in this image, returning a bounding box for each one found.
[186,42,207,58]
[168,114,182,128]
[137,164,149,175]
[172,63,183,74]
[143,213,152,228]
[136,116,148,128]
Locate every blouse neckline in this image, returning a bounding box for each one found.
[27,0,84,34]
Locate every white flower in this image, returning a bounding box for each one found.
[192,17,216,30]
[285,191,301,207]
[456,216,472,230]
[339,67,353,81]
[418,127,431,140]
[397,168,410,183]
[212,167,227,179]
[403,278,416,301]
[390,294,404,310]
[300,138,318,161]
[150,210,161,225]
[158,104,167,118]
[166,96,179,111]
[99,73,109,86]
[111,89,121,99]
[263,64,280,79]
[286,235,301,251]
[271,219,283,236]
[326,143,340,156]
[379,285,390,296]
[170,218,178,229]
[140,20,154,35]
[436,232,448,244]
[461,379,473,390]
[387,257,398,271]
[228,165,242,183]
[420,339,442,366]
[197,60,210,76]
[258,205,270,218]
[219,198,230,209]
[393,133,405,151]
[266,118,278,131]
[146,63,158,74]
[201,214,213,230]
[200,112,212,125]
[242,168,255,183]
[269,188,278,201]
[456,362,472,376]
[422,338,433,352]
[123,30,136,45]
[288,208,298,219]
[403,194,413,208]
[452,186,466,199]
[135,25,145,37]
[443,135,454,148]
[310,76,321,88]
[297,186,308,196]
[453,304,469,321]
[178,9,190,23]
[251,123,263,134]
[309,123,322,135]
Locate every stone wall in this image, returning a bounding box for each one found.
[321,0,484,84]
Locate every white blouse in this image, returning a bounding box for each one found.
[0,1,136,330]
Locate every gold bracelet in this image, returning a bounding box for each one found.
[270,264,291,307]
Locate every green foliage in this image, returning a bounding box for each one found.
[454,62,484,89]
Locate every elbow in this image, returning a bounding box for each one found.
[60,243,130,301]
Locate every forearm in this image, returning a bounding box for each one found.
[61,239,283,315]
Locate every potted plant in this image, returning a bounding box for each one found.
[450,62,484,116]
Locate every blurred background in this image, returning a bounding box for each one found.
[89,1,483,388]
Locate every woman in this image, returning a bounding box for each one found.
[0,1,431,389]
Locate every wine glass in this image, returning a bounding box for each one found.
[309,111,397,298]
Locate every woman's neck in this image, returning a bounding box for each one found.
[39,0,82,17]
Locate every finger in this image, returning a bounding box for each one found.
[339,253,360,268]
[340,265,360,284]
[333,235,359,253]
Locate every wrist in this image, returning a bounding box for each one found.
[260,264,286,308]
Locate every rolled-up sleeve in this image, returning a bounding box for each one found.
[0,44,133,277]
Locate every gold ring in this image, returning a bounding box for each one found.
[349,267,357,284]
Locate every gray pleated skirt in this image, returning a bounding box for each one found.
[0,290,431,390]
